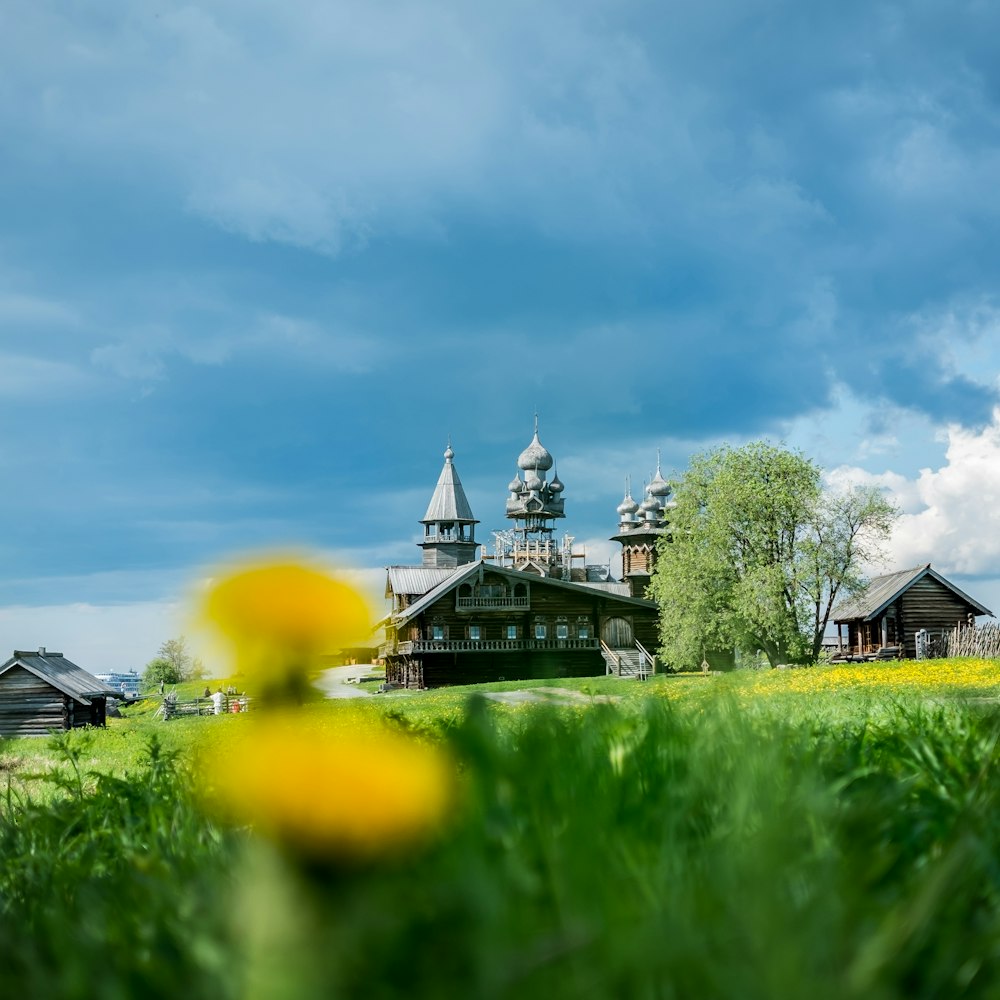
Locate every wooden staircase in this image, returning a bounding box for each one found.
[601,640,654,679]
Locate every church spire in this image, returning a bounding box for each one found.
[419,442,479,568]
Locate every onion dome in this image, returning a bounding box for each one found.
[648,451,671,497]
[648,470,671,497]
[617,491,639,515]
[549,468,564,494]
[517,419,554,472]
[639,494,662,514]
[526,472,544,491]
[508,474,524,493]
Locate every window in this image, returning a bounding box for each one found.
[431,625,445,641]
[535,623,547,640]
[506,624,518,640]
[556,623,569,640]
[469,625,481,641]
[578,624,591,639]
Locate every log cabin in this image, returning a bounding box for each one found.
[831,564,993,660]
[0,648,120,737]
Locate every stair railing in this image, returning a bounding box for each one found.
[634,640,654,679]
[600,639,622,676]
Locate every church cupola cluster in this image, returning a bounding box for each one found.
[498,418,575,576]
[418,442,479,568]
[612,452,675,597]
[505,418,566,525]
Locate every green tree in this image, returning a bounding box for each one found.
[142,635,205,688]
[142,656,182,688]
[649,442,897,669]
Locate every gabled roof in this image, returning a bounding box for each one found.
[832,564,994,623]
[390,560,656,627]
[422,451,477,523]
[0,650,120,705]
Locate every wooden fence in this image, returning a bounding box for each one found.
[942,620,1000,659]
[157,695,254,721]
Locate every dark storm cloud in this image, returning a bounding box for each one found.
[2,0,1000,604]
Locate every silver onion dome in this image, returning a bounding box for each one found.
[648,451,671,497]
[516,420,554,472]
[639,493,662,513]
[617,492,639,515]
[648,470,671,497]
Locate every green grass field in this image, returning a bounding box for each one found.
[2,660,1000,998]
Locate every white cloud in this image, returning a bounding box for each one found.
[827,409,1000,576]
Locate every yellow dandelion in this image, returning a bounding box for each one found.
[199,558,373,696]
[199,713,454,859]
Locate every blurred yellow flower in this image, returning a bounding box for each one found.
[199,559,373,692]
[200,714,454,859]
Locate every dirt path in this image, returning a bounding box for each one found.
[315,664,377,699]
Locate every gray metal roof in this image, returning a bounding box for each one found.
[391,560,656,627]
[421,450,477,523]
[577,582,632,596]
[391,564,475,624]
[832,564,994,623]
[0,650,121,704]
[385,566,460,597]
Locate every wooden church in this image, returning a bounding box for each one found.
[380,425,671,688]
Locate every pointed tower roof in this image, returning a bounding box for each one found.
[421,442,477,523]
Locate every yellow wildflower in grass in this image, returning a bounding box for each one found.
[739,657,1000,697]
[651,658,1000,711]
[199,711,454,860]
[199,558,373,700]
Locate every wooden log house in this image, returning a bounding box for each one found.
[0,648,121,737]
[381,431,661,688]
[831,564,993,660]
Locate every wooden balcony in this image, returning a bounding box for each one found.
[391,638,600,655]
[455,595,530,610]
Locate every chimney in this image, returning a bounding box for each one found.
[38,646,46,656]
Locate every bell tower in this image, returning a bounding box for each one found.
[611,453,673,598]
[419,442,479,568]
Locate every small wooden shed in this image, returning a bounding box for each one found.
[831,564,993,660]
[0,648,121,737]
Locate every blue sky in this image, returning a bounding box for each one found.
[3,1,1000,670]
